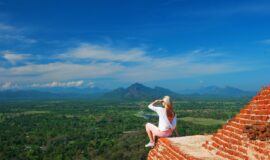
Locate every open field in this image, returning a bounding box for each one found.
[179,117,226,126]
[0,99,247,159]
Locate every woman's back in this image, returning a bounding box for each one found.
[148,104,177,131]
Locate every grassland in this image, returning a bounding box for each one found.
[179,117,226,126]
[0,99,247,159]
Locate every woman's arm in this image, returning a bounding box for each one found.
[148,99,163,112]
[150,99,162,106]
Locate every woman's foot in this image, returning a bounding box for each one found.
[145,142,155,148]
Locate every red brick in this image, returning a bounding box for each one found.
[238,146,247,154]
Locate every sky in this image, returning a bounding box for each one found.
[0,0,270,92]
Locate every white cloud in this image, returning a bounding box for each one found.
[1,81,12,89]
[259,39,270,45]
[2,51,30,64]
[31,80,84,88]
[60,43,151,62]
[184,3,270,17]
[87,81,95,88]
[0,34,37,44]
[0,61,124,82]
[0,23,37,44]
[0,23,14,31]
[118,60,247,82]
[0,43,257,86]
[0,81,19,90]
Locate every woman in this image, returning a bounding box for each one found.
[145,96,179,148]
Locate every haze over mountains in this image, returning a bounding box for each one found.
[0,83,256,100]
[181,85,255,97]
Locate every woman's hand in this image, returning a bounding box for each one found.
[154,99,163,103]
[148,99,163,108]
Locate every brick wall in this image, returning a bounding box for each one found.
[148,138,192,160]
[203,86,270,160]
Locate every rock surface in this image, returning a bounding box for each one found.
[148,135,222,160]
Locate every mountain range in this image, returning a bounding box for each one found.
[102,83,179,100]
[181,85,255,97]
[0,83,256,100]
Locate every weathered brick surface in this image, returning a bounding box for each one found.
[148,85,270,160]
[203,85,270,160]
[148,135,221,160]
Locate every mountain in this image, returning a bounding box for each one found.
[0,84,256,101]
[102,83,179,100]
[181,85,255,97]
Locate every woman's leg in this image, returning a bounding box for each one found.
[145,123,160,143]
[145,123,154,143]
[146,123,173,138]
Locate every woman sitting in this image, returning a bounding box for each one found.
[145,96,179,148]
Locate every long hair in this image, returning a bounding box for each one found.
[163,96,174,122]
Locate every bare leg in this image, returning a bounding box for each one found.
[145,123,154,143]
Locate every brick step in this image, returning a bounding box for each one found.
[252,96,270,100]
[243,105,270,110]
[211,141,243,160]
[231,117,267,126]
[247,141,270,157]
[213,132,242,147]
[252,94,270,101]
[149,136,222,160]
[148,145,185,160]
[219,128,243,141]
[235,114,269,121]
[212,133,248,155]
[227,121,245,130]
[222,123,243,135]
[160,138,198,160]
[249,101,270,105]
[240,108,270,115]
[148,140,186,160]
[212,135,237,150]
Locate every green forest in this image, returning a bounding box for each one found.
[0,99,249,160]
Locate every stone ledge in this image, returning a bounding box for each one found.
[148,135,222,160]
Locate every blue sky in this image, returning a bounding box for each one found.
[0,0,270,91]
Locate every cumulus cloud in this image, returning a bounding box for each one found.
[0,61,123,83]
[59,43,151,62]
[31,80,85,88]
[2,51,30,64]
[0,43,257,86]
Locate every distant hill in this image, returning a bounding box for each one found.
[102,83,179,100]
[0,84,256,101]
[182,86,255,97]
